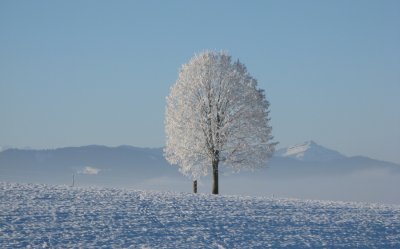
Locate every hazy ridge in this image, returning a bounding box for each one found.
[1,141,400,204]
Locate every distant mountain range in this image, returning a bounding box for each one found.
[0,145,179,187]
[1,141,399,181]
[1,141,400,204]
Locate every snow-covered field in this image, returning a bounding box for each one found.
[1,182,400,248]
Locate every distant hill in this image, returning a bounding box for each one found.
[1,142,400,204]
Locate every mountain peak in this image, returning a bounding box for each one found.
[306,140,317,146]
[276,141,347,162]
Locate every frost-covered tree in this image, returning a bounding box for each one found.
[165,51,277,194]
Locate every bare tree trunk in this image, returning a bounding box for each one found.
[212,160,219,194]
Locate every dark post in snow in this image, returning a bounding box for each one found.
[193,180,197,193]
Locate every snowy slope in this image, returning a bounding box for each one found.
[275,140,347,162]
[1,182,400,248]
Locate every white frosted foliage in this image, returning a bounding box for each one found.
[165,51,277,179]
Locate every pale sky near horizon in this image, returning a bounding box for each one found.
[1,1,399,164]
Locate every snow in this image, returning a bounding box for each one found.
[285,141,313,157]
[79,166,101,175]
[0,145,11,152]
[1,182,400,248]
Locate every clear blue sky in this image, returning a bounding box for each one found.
[1,1,399,164]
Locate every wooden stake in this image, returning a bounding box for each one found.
[193,180,197,193]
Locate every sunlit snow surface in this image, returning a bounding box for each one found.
[1,182,400,248]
